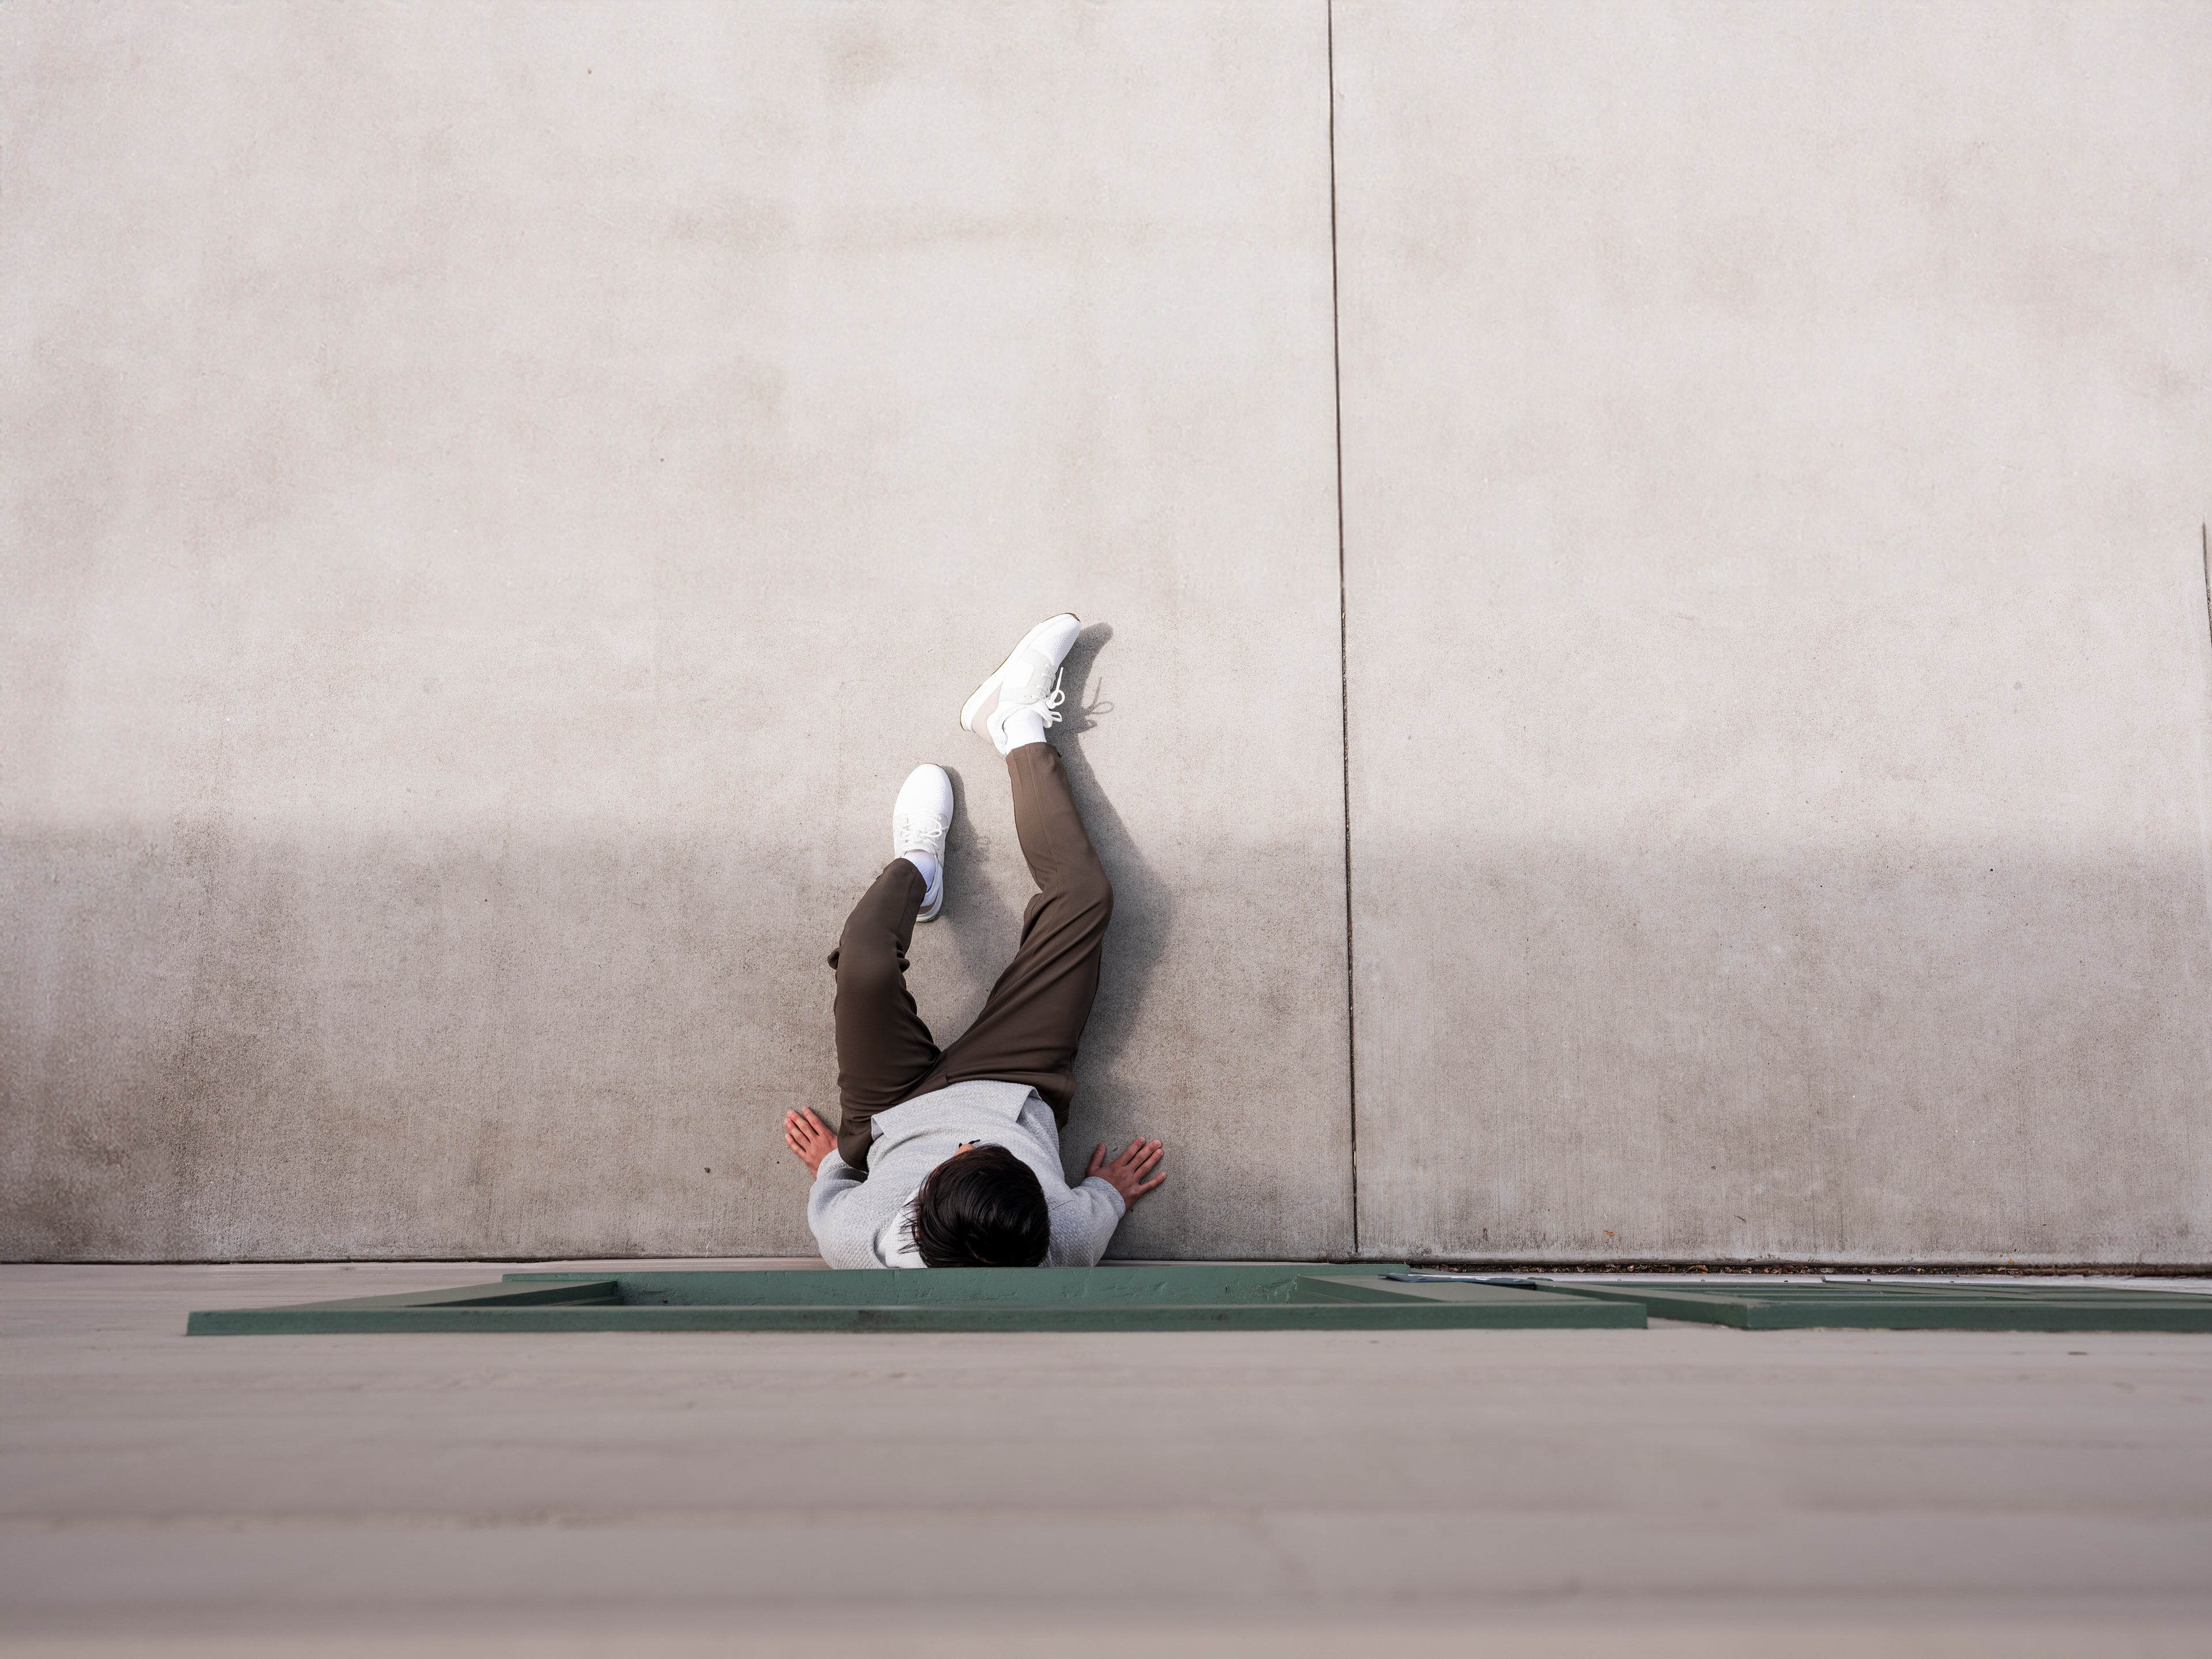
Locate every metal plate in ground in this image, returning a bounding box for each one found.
[1515,1280,2212,1331]
[184,1264,1646,1334]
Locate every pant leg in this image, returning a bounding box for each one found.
[828,857,942,1167]
[912,742,1112,1124]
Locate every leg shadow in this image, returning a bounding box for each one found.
[1049,623,1175,1172]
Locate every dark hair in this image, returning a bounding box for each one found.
[910,1145,1050,1268]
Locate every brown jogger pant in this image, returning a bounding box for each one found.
[827,741,1114,1171]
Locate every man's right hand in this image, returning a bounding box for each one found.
[783,1108,836,1177]
[1086,1138,1165,1206]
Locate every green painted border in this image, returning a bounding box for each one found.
[499,1263,1410,1308]
[185,1264,1645,1334]
[1519,1280,2212,1331]
[183,1266,2211,1335]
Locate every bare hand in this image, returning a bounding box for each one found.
[783,1108,836,1177]
[1085,1138,1165,1206]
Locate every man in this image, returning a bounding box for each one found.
[782,612,1166,1268]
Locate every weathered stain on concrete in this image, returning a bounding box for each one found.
[1333,1,2212,1262]
[0,3,1351,1259]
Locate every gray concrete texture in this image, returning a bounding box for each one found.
[2,2,2209,1264]
[0,2,1350,1260]
[1334,0,2212,1264]
[5,1263,2212,1653]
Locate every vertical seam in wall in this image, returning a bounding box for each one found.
[1325,0,1360,1258]
[2202,523,2211,653]
[2198,524,2212,994]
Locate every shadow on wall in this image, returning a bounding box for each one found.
[13,652,2207,1262]
[1350,836,2212,1262]
[929,623,1175,1180]
[1048,624,1175,1176]
[6,818,2209,1258]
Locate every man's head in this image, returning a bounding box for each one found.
[910,1143,1049,1267]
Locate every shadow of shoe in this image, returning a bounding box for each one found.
[1056,622,1115,736]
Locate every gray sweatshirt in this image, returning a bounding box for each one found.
[806,1079,1126,1269]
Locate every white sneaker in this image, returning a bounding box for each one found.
[891,763,955,922]
[960,612,1081,756]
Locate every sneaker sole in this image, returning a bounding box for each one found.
[960,612,1080,733]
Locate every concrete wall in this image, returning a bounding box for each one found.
[5,1,2208,1262]
[1336,1,2212,1263]
[1,2,1352,1260]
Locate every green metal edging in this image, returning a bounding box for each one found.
[1448,1277,2212,1332]
[184,1263,1643,1334]
[183,1266,2212,1336]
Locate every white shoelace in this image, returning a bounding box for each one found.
[894,812,948,856]
[1035,667,1066,729]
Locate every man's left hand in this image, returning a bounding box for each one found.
[1086,1138,1165,1206]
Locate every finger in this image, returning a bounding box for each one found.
[1137,1147,1163,1175]
[1135,1173,1166,1195]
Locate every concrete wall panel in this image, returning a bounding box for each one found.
[0,2,1351,1259]
[1334,1,2212,1262]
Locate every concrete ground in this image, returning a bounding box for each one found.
[5,1263,2211,1657]
[7,1,2211,1270]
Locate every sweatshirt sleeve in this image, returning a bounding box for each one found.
[806,1150,884,1270]
[1049,1176,1128,1267]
